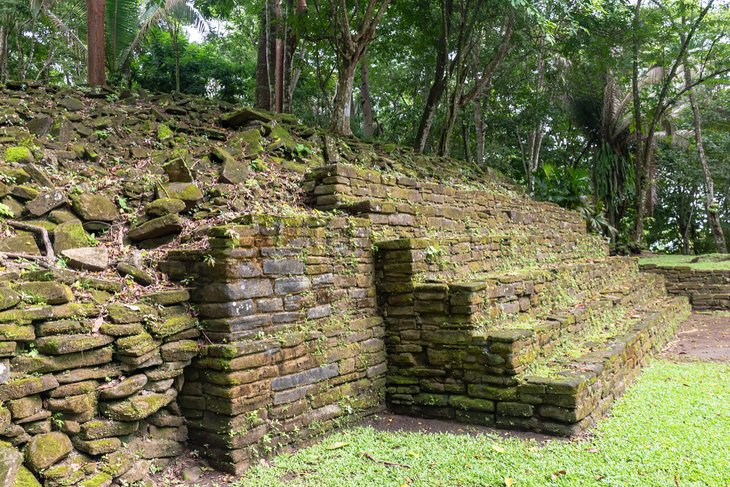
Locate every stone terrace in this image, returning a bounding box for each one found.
[306,163,690,436]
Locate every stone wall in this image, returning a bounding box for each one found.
[161,215,385,474]
[640,264,730,310]
[304,164,607,259]
[0,270,195,485]
[379,241,690,433]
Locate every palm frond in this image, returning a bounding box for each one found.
[119,0,208,74]
[106,0,139,72]
[42,4,86,52]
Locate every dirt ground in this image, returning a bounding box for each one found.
[153,312,729,486]
[661,312,730,361]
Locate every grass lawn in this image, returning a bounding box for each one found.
[640,253,730,270]
[237,361,729,487]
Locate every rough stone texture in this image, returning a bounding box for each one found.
[127,214,183,241]
[70,193,119,222]
[24,432,73,472]
[25,190,68,216]
[61,247,110,272]
[160,215,385,474]
[641,264,730,310]
[53,222,89,253]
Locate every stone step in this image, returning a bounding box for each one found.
[387,294,690,435]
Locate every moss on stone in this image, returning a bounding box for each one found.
[24,432,73,472]
[3,146,33,164]
[12,466,41,487]
[157,123,173,141]
[146,315,196,339]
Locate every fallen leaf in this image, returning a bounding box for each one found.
[505,477,514,487]
[326,442,349,450]
[492,444,506,453]
[551,470,567,480]
[586,447,600,453]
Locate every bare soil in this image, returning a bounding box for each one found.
[661,312,730,361]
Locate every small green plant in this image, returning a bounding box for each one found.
[50,413,65,429]
[250,158,267,172]
[293,143,313,158]
[203,254,216,267]
[0,202,13,218]
[117,196,130,213]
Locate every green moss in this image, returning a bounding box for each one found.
[3,146,33,163]
[12,466,41,487]
[146,314,196,338]
[157,123,173,141]
[77,472,113,487]
[640,253,730,270]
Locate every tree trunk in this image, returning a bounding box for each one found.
[16,30,24,80]
[332,56,357,136]
[330,0,391,135]
[525,34,546,194]
[684,65,727,252]
[474,97,484,165]
[439,10,513,157]
[171,21,181,92]
[273,0,284,112]
[414,0,452,153]
[255,7,271,110]
[0,27,7,82]
[631,0,645,247]
[86,0,106,86]
[360,52,374,138]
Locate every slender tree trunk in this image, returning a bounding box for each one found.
[525,34,547,193]
[0,27,7,82]
[414,0,452,153]
[439,11,513,157]
[332,56,357,135]
[631,0,645,247]
[86,0,106,86]
[474,96,484,165]
[360,51,374,138]
[255,7,271,110]
[171,21,181,92]
[273,0,284,112]
[683,64,727,252]
[330,0,390,135]
[16,30,24,80]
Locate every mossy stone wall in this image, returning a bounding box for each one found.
[161,215,385,474]
[640,264,730,310]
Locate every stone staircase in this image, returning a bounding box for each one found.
[306,163,691,435]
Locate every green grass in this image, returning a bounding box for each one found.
[640,253,730,270]
[237,361,729,487]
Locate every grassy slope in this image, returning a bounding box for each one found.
[237,361,729,487]
[640,254,730,270]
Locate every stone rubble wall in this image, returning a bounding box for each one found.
[304,164,608,260]
[0,270,196,486]
[640,264,730,310]
[161,215,385,474]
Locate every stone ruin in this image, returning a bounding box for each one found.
[0,83,691,485]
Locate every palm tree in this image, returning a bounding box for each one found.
[566,67,667,239]
[111,0,207,83]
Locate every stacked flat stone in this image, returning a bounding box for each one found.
[162,215,386,474]
[0,270,195,486]
[304,163,691,436]
[640,264,730,310]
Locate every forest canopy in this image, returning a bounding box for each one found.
[1,0,728,254]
